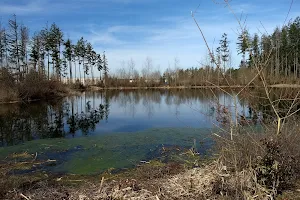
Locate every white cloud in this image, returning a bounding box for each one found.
[0,1,43,15]
[85,17,240,72]
[89,29,126,46]
[1,0,291,75]
[86,10,285,73]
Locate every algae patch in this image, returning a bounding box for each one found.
[0,128,214,175]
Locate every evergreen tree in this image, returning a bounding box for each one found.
[85,42,93,77]
[219,33,230,73]
[40,23,51,79]
[61,57,68,78]
[252,34,260,58]
[280,27,289,76]
[29,33,42,71]
[260,34,272,74]
[0,24,6,67]
[49,23,64,79]
[96,53,103,82]
[20,25,29,74]
[71,43,77,81]
[7,14,21,76]
[76,37,86,84]
[102,51,108,87]
[63,39,73,83]
[90,49,97,84]
[237,29,250,67]
[0,15,111,85]
[249,33,260,67]
[272,27,281,77]
[74,40,81,81]
[288,19,300,78]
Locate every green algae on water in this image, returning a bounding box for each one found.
[0,128,214,175]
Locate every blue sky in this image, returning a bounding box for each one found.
[0,0,299,73]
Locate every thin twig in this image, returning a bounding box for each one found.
[283,0,294,26]
[20,193,30,200]
[99,176,105,192]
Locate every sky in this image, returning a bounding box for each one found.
[0,0,299,74]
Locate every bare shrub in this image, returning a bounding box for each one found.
[18,70,67,101]
[70,79,87,90]
[215,119,300,198]
[0,68,18,102]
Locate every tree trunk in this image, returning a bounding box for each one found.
[79,62,81,83]
[296,53,298,79]
[74,61,77,81]
[91,64,94,85]
[47,53,50,80]
[99,70,102,83]
[83,58,85,85]
[285,55,288,77]
[69,60,72,84]
[294,57,297,79]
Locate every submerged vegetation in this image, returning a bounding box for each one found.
[2,127,300,199]
[0,127,212,199]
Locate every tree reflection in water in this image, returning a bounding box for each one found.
[0,89,270,146]
[0,93,110,146]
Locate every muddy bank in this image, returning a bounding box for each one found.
[1,133,300,199]
[0,128,215,199]
[2,160,299,200]
[0,145,209,199]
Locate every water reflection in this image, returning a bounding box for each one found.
[0,89,258,146]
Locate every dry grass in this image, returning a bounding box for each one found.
[215,120,300,198]
[2,161,288,200]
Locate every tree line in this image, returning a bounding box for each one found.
[161,17,300,86]
[249,17,300,80]
[234,17,300,83]
[0,14,108,85]
[1,14,299,88]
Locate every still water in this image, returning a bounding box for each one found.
[0,89,255,174]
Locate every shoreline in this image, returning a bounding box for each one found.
[88,85,255,91]
[1,84,299,105]
[87,84,300,91]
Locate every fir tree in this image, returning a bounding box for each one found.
[29,33,42,71]
[102,51,108,87]
[7,14,21,76]
[20,25,29,74]
[96,53,103,82]
[237,29,250,67]
[49,23,64,79]
[76,37,86,84]
[0,24,6,67]
[63,39,73,83]
[40,23,51,79]
[219,33,230,73]
[249,33,260,67]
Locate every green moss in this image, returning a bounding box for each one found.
[148,160,165,167]
[0,128,214,175]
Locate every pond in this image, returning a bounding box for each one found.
[0,89,257,175]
